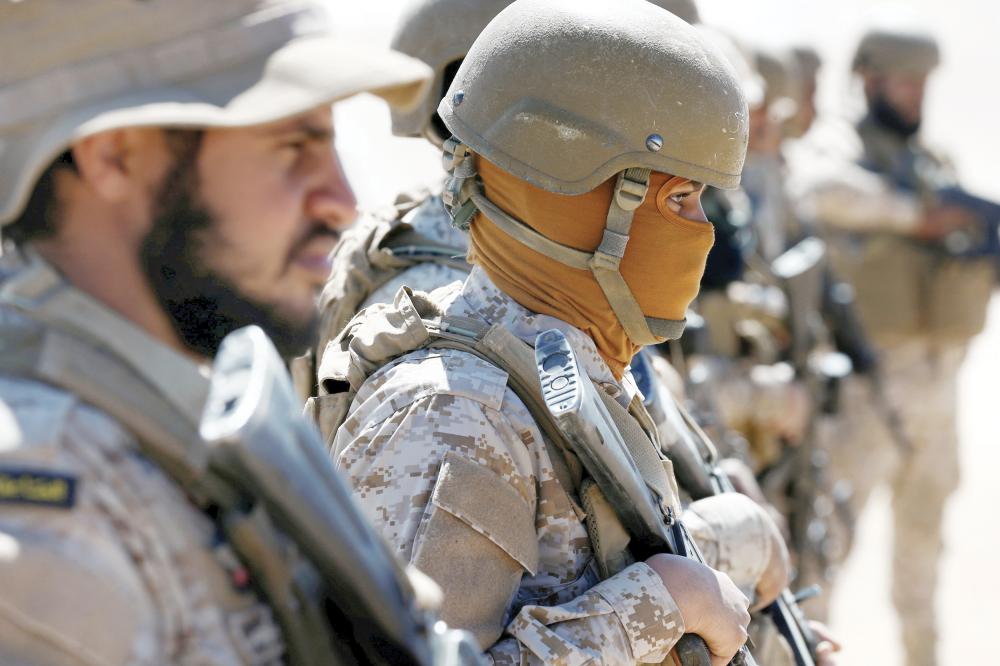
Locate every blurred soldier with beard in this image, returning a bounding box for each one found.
[797,22,995,666]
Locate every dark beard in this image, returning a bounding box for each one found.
[140,150,319,360]
[870,93,921,139]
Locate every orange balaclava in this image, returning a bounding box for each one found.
[469,158,715,378]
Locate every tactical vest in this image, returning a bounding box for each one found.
[312,285,683,582]
[0,254,457,666]
[832,117,994,346]
[292,195,470,401]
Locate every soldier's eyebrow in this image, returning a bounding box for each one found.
[267,118,334,144]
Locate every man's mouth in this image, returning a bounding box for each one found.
[295,251,333,275]
[291,228,339,282]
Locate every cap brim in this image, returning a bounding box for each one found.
[1,34,432,224]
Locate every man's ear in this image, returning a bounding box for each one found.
[70,128,164,204]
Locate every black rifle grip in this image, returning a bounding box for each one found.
[675,634,755,666]
[675,635,713,666]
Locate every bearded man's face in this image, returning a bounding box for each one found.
[142,107,356,358]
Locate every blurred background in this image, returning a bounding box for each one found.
[330,1,1000,663]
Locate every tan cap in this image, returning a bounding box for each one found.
[0,0,433,225]
[753,46,801,122]
[791,46,822,80]
[853,27,940,75]
[439,0,749,193]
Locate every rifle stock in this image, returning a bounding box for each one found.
[202,326,483,666]
[535,330,754,666]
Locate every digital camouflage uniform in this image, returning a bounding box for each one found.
[0,252,284,666]
[331,267,686,664]
[323,0,789,662]
[362,195,469,310]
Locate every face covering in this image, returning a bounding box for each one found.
[469,158,715,378]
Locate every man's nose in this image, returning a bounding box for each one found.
[686,197,709,224]
[307,150,358,230]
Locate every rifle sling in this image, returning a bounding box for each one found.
[429,316,679,545]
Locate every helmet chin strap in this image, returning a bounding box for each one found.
[442,138,687,345]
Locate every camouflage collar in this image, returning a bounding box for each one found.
[454,266,637,405]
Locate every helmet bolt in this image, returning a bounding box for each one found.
[452,90,465,107]
[646,133,664,152]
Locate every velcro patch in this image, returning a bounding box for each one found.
[0,468,77,508]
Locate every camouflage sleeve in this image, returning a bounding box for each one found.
[334,370,685,664]
[683,494,775,597]
[489,562,685,665]
[799,161,922,234]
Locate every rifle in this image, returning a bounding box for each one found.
[535,329,755,666]
[202,326,483,666]
[934,186,1000,268]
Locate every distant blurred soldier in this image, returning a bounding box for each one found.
[788,46,822,140]
[743,46,805,262]
[691,41,855,616]
[799,23,995,666]
[0,1,488,664]
[691,39,813,475]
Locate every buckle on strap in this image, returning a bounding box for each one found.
[613,168,651,212]
[449,199,478,231]
[596,229,629,259]
[442,137,472,172]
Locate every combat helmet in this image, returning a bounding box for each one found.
[390,0,703,146]
[438,0,749,345]
[754,46,802,124]
[853,26,940,75]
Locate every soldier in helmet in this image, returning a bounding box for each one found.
[322,1,770,663]
[0,1,484,664]
[307,0,707,362]
[788,46,822,141]
[797,21,995,666]
[315,0,801,652]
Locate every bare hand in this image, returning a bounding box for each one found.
[809,620,843,666]
[646,554,751,666]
